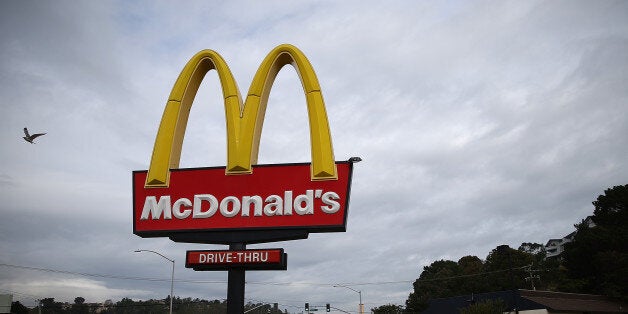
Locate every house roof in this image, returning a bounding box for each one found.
[520,290,627,313]
[421,290,627,313]
[545,238,562,246]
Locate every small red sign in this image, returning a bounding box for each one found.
[132,162,353,237]
[186,249,287,271]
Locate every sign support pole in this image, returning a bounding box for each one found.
[226,243,246,314]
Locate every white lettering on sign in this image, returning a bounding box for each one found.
[140,190,341,220]
[196,251,270,264]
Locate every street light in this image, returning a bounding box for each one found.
[134,250,175,314]
[333,285,363,314]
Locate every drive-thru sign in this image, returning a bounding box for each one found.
[186,249,287,271]
[132,44,357,314]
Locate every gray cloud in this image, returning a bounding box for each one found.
[1,0,627,311]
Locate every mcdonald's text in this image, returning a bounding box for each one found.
[141,189,341,220]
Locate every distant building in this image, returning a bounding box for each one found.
[545,232,575,258]
[0,294,11,314]
[421,289,627,313]
[544,216,595,258]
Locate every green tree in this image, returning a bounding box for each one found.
[114,297,141,314]
[483,245,533,291]
[405,256,491,312]
[406,259,461,312]
[371,303,403,313]
[40,298,64,314]
[518,242,545,257]
[70,297,88,314]
[562,184,628,300]
[405,245,545,312]
[10,301,30,314]
[457,255,487,293]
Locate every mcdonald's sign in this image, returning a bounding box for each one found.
[132,44,356,241]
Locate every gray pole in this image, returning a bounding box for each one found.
[134,250,175,314]
[333,285,363,314]
[169,259,175,314]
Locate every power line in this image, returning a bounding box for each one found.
[0,262,530,288]
[0,263,225,284]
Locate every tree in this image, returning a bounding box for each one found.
[483,245,534,291]
[405,184,628,310]
[562,184,628,300]
[405,245,545,312]
[70,297,89,314]
[406,259,462,312]
[591,184,628,227]
[457,255,487,293]
[10,301,29,314]
[40,298,63,314]
[518,242,545,257]
[405,256,493,312]
[371,303,403,313]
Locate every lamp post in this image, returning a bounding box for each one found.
[333,285,363,314]
[135,250,175,314]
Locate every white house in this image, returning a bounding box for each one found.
[544,217,595,258]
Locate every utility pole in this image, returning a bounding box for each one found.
[524,264,540,290]
[134,250,175,314]
[333,285,363,314]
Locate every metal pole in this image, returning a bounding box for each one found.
[359,290,363,314]
[333,285,363,314]
[227,243,246,314]
[170,259,175,314]
[134,250,175,314]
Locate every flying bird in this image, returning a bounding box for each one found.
[23,127,46,144]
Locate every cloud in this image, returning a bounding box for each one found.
[2,276,151,305]
[0,0,627,311]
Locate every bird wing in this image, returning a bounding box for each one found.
[30,133,46,139]
[24,127,30,137]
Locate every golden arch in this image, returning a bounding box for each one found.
[145,44,337,187]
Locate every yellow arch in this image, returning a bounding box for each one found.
[243,44,336,181]
[145,44,337,188]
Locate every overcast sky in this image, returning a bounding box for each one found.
[1,0,627,312]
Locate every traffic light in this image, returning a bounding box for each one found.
[326,303,330,312]
[305,303,309,311]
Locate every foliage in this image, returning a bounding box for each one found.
[20,296,284,314]
[518,242,545,257]
[40,298,64,314]
[483,245,534,291]
[371,303,404,313]
[70,297,89,314]
[11,301,30,314]
[562,184,628,300]
[459,299,506,314]
[403,184,628,312]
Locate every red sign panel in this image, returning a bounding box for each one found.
[186,249,286,271]
[133,162,353,237]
